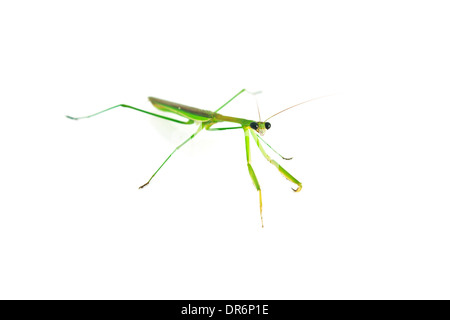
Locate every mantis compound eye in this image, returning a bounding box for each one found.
[265,122,271,130]
[250,122,258,130]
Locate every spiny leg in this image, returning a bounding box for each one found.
[214,89,262,113]
[250,130,302,192]
[139,124,204,189]
[66,104,195,125]
[244,128,264,228]
[257,135,293,160]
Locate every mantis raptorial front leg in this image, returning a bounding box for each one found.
[250,130,302,192]
[139,124,204,189]
[244,128,264,228]
[256,135,293,160]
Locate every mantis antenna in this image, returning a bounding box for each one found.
[264,94,335,122]
[253,95,262,122]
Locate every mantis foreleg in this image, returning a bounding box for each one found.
[250,130,302,192]
[244,128,264,228]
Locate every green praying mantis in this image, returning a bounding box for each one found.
[67,89,325,227]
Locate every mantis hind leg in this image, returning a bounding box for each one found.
[66,104,195,125]
[250,130,302,192]
[244,128,264,228]
[139,124,204,189]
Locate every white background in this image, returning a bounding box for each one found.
[1,1,449,299]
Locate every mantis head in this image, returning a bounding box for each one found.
[250,121,271,136]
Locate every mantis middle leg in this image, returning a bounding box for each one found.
[214,89,262,113]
